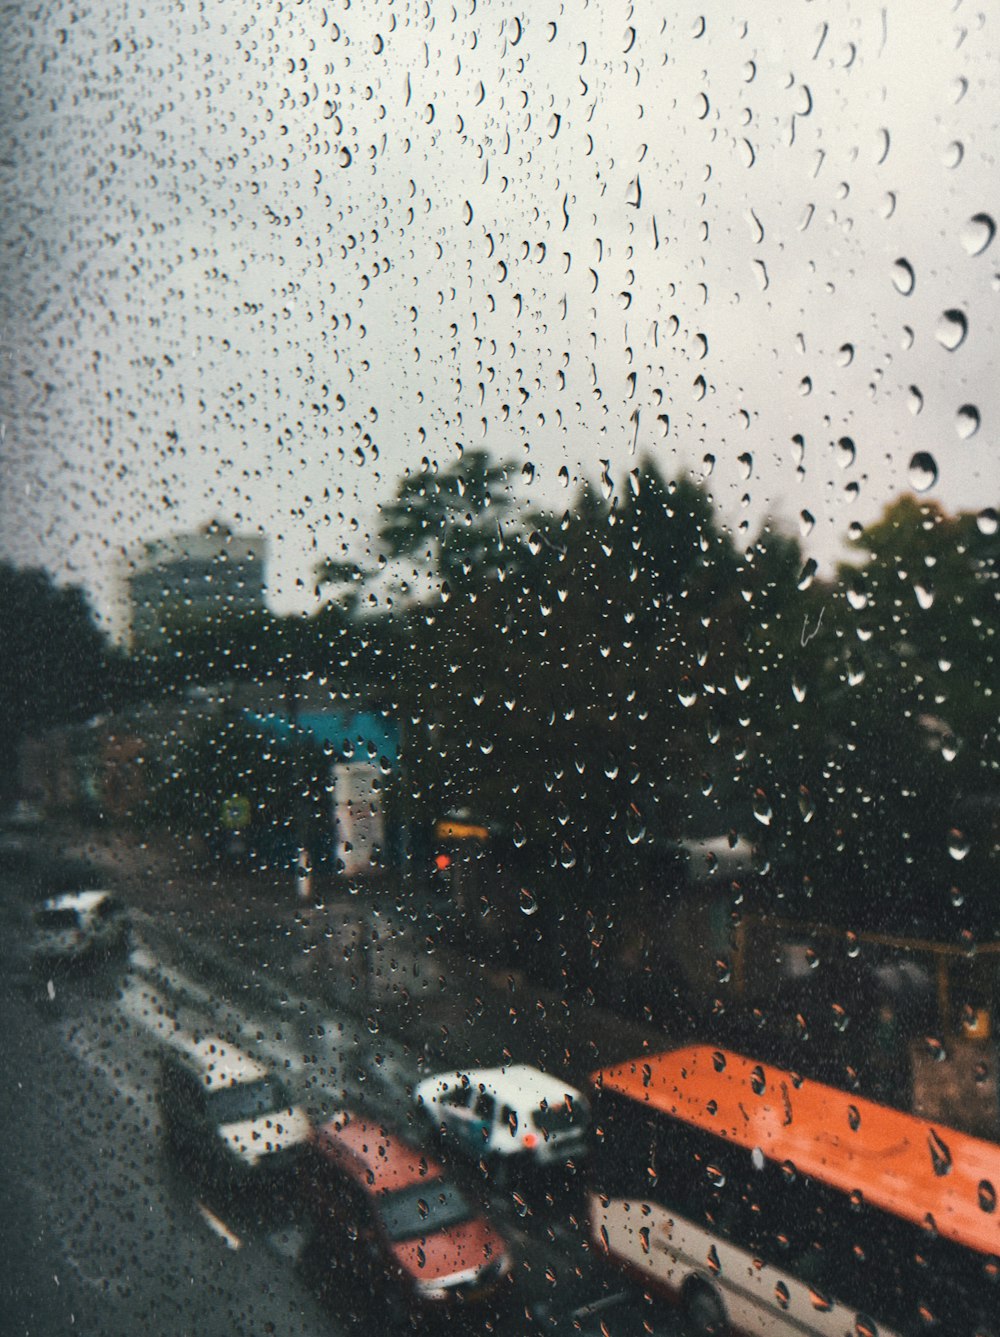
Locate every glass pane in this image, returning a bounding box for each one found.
[1,3,996,1335]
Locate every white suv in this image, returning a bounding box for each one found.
[414,1064,589,1181]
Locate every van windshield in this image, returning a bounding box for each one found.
[377,1180,474,1243]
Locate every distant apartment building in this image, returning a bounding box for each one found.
[125,521,267,650]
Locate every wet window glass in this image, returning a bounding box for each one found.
[377,1182,474,1243]
[207,1077,295,1124]
[1,2,996,1335]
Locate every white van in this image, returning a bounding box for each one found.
[414,1064,589,1182]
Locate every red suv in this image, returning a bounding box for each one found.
[304,1110,512,1318]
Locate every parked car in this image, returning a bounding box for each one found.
[414,1064,590,1181]
[31,890,130,967]
[156,1037,311,1186]
[304,1109,511,1319]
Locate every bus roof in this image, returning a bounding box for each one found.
[593,1044,999,1259]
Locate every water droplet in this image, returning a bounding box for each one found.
[706,1164,726,1188]
[961,212,996,256]
[891,258,915,295]
[338,146,353,168]
[837,344,854,366]
[956,404,980,438]
[792,677,807,703]
[837,436,856,468]
[559,841,577,869]
[750,1065,766,1095]
[626,803,646,846]
[948,829,969,862]
[908,452,938,493]
[809,1289,833,1313]
[924,1035,947,1063]
[936,309,968,351]
[774,1282,790,1310]
[846,582,868,611]
[908,386,924,415]
[942,140,964,169]
[798,787,816,823]
[977,508,998,535]
[928,1129,953,1176]
[711,1050,727,1072]
[702,453,715,476]
[799,510,815,536]
[706,1244,722,1275]
[978,1180,997,1213]
[847,1104,861,1132]
[914,580,934,610]
[512,822,527,849]
[678,679,698,709]
[797,559,818,591]
[518,888,538,916]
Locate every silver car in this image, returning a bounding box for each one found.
[32,890,130,966]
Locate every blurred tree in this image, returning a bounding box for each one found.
[0,563,119,800]
[741,494,997,933]
[377,448,517,590]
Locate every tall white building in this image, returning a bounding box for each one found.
[124,521,268,650]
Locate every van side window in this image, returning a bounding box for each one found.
[473,1091,495,1121]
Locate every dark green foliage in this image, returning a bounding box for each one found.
[0,564,121,798]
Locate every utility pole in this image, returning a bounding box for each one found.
[285,674,312,902]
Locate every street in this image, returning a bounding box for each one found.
[0,847,679,1337]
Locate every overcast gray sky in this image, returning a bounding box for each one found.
[1,0,997,636]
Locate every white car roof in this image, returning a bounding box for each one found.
[419,1064,585,1107]
[40,890,116,914]
[169,1036,270,1090]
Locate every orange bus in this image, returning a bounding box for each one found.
[588,1044,998,1337]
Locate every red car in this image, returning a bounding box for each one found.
[304,1110,512,1318]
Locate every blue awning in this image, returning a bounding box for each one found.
[243,709,399,763]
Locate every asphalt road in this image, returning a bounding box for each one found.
[0,852,679,1337]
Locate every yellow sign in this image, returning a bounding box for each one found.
[221,795,251,831]
[434,820,489,842]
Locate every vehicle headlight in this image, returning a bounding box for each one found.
[415,1279,452,1302]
